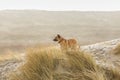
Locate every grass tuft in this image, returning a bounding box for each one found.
[9,46,120,80]
[111,43,120,55]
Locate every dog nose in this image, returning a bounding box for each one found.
[53,39,57,41]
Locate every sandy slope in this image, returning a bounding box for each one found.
[0,60,22,80]
[81,39,120,69]
[0,39,120,80]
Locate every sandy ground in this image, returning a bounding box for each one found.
[81,39,120,69]
[0,39,120,80]
[0,60,22,80]
[0,53,25,80]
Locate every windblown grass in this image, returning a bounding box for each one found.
[0,50,23,62]
[9,46,120,80]
[104,68,120,80]
[111,43,120,55]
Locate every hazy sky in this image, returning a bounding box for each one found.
[0,0,120,11]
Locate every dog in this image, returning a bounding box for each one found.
[53,34,79,51]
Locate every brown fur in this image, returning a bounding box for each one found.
[53,34,79,51]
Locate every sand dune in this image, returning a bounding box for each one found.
[0,39,120,80]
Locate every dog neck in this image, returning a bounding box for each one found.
[58,38,65,43]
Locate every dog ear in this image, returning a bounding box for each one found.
[57,34,61,38]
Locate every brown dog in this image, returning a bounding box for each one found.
[53,34,79,51]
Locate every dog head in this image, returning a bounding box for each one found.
[53,34,61,42]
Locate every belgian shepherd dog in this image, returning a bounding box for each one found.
[53,34,79,51]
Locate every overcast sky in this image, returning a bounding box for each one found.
[0,0,120,11]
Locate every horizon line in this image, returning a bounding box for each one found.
[0,9,120,12]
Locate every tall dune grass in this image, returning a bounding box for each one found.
[111,43,120,55]
[0,50,23,62]
[9,46,120,80]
